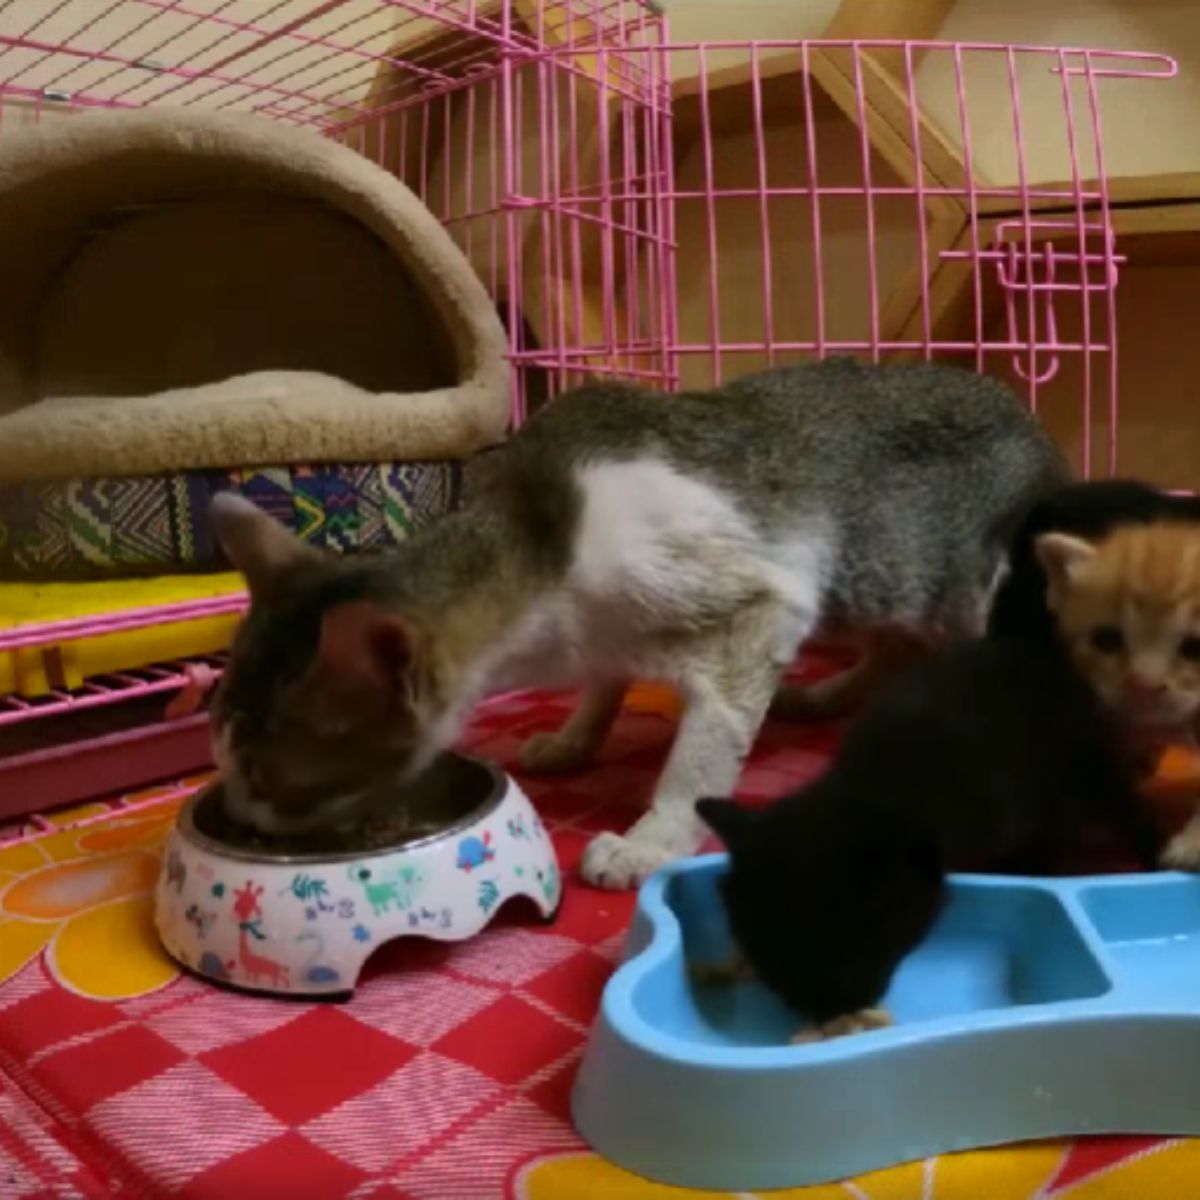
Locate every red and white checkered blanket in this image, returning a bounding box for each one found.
[0,676,1195,1198]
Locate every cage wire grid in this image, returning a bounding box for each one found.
[0,1,1177,822]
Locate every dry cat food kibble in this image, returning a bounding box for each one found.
[191,753,490,858]
[195,802,445,855]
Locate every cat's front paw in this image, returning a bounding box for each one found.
[582,809,704,889]
[580,832,674,890]
[1162,825,1200,871]
[518,731,596,776]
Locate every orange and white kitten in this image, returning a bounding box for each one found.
[1037,521,1200,867]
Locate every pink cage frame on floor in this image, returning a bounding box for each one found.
[0,0,1178,830]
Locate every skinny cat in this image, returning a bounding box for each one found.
[698,634,1160,1041]
[210,358,1064,890]
[989,480,1200,865]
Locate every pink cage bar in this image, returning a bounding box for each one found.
[0,1,1178,828]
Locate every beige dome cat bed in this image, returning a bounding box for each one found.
[0,108,509,484]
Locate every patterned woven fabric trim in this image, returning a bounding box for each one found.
[0,461,464,580]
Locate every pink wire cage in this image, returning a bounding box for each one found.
[0,1,1179,829]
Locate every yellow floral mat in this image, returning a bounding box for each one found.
[0,786,189,1001]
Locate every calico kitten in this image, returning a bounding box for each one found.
[989,480,1200,864]
[1038,523,1200,867]
[697,634,1159,1041]
[210,358,1064,890]
[1037,522,1200,741]
[989,479,1200,644]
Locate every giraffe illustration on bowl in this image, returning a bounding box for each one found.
[231,881,290,989]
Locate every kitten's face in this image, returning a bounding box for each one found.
[209,496,436,835]
[696,800,944,1023]
[1038,522,1200,731]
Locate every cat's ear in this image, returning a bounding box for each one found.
[695,798,759,851]
[1035,532,1096,595]
[210,493,321,601]
[316,600,417,697]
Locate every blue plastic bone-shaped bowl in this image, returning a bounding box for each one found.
[572,855,1200,1191]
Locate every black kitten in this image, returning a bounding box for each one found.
[988,479,1200,641]
[696,636,1159,1036]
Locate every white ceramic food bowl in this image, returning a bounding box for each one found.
[154,753,561,997]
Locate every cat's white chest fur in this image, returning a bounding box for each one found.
[489,458,832,690]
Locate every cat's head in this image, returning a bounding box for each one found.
[209,495,443,836]
[1037,521,1200,730]
[695,797,943,1022]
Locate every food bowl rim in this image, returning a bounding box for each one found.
[174,752,509,866]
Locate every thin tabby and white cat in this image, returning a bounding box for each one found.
[209,358,1064,889]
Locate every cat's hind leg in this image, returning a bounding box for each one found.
[771,628,929,721]
[582,596,799,890]
[770,647,873,721]
[519,680,628,775]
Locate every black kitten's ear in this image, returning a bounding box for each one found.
[210,493,321,601]
[317,600,418,699]
[695,798,758,851]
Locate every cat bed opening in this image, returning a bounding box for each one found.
[0,109,510,484]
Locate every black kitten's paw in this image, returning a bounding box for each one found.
[790,1007,893,1045]
[689,955,753,986]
